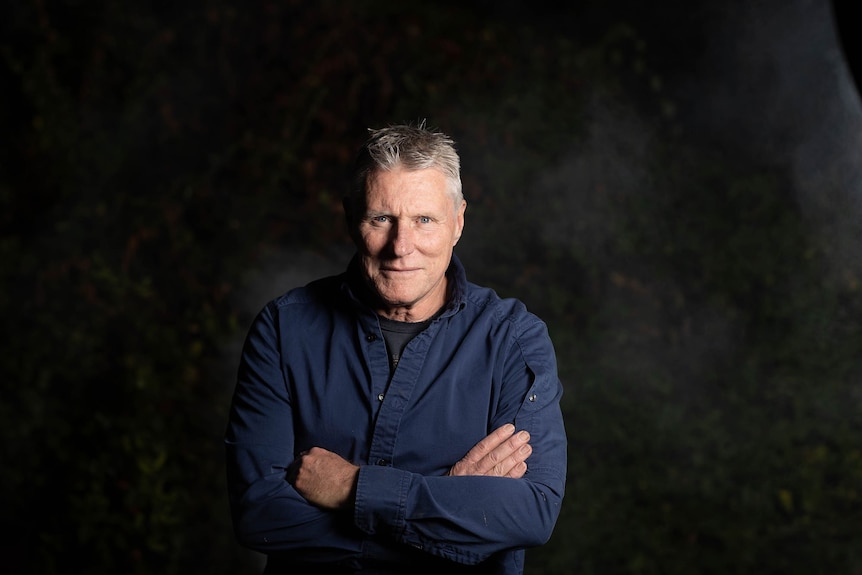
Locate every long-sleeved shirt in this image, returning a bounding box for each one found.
[224,254,567,574]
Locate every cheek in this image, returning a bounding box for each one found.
[358,231,383,254]
[426,232,458,253]
[420,243,452,266]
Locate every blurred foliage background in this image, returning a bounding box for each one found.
[1,1,860,574]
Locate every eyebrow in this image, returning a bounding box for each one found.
[363,210,389,218]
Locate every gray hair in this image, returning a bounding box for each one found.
[348,121,463,214]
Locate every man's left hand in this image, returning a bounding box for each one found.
[448,424,532,478]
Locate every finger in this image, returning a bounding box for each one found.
[500,443,532,478]
[459,424,516,466]
[468,429,531,476]
[485,432,531,477]
[505,460,528,479]
[286,451,307,485]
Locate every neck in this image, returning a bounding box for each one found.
[377,303,441,323]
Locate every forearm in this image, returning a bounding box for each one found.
[225,443,355,553]
[353,466,564,564]
[231,491,345,552]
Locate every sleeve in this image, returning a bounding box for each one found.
[352,315,568,565]
[224,302,354,554]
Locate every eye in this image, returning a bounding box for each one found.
[418,216,432,224]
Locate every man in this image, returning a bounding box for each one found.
[225,122,567,574]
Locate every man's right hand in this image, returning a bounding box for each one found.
[448,423,532,478]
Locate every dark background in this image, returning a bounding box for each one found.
[2,1,860,574]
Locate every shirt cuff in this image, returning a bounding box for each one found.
[354,464,411,536]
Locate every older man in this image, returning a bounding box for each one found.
[225,122,567,574]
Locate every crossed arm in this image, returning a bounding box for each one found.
[227,303,566,561]
[289,424,533,510]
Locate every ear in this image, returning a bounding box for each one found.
[453,200,467,245]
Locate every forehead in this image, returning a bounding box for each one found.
[365,167,452,210]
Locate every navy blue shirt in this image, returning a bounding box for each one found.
[225,255,567,574]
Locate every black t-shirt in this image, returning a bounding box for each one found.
[377,315,433,372]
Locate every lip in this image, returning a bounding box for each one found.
[381,267,419,272]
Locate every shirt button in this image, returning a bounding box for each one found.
[376,458,390,466]
[366,334,377,342]
[377,393,384,401]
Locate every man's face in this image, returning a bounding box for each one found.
[355,166,466,321]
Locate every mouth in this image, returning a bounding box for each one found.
[379,262,421,271]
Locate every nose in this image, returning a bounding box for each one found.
[390,221,415,257]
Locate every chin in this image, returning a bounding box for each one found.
[379,292,415,308]
[373,281,413,301]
